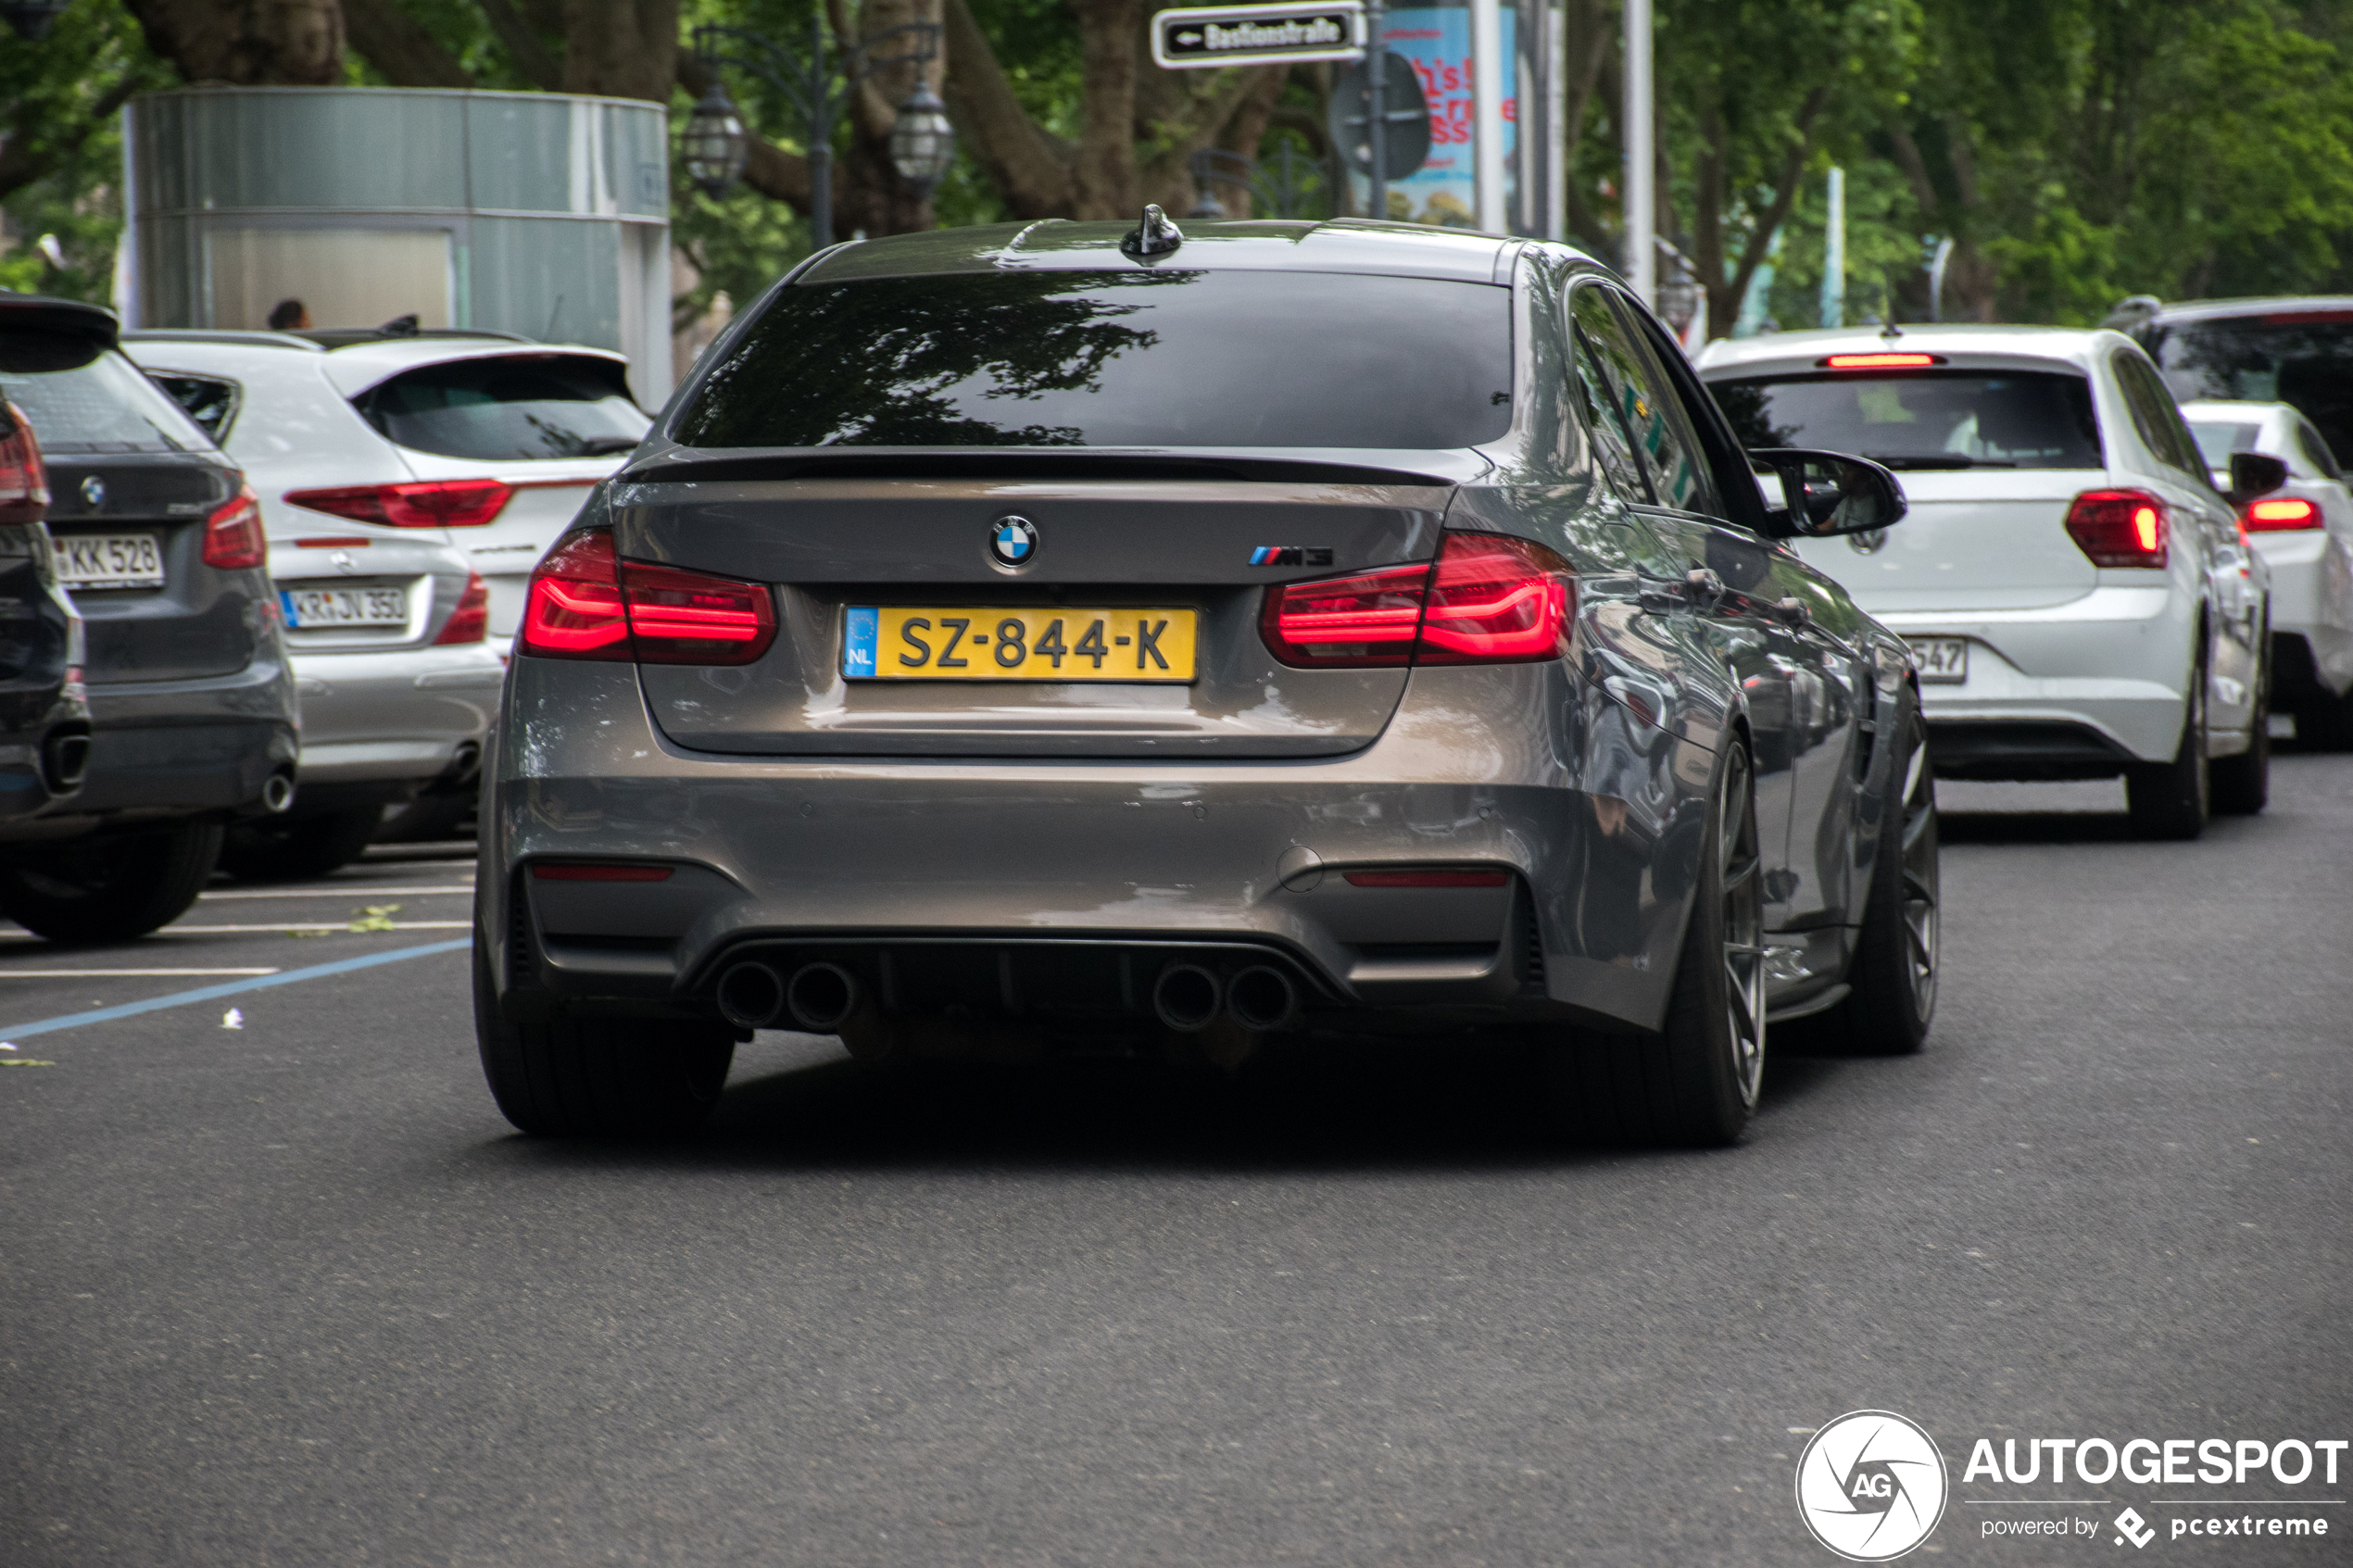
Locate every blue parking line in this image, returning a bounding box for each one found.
[0,937,471,1042]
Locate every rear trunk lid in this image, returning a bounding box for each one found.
[44,454,255,683]
[611,454,1460,759]
[1790,468,2106,612]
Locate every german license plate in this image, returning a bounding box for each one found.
[1910,636,1968,684]
[57,533,164,589]
[844,607,1197,681]
[281,585,410,628]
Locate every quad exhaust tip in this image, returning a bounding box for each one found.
[1152,963,1223,1032]
[715,960,786,1030]
[786,961,859,1033]
[1226,965,1298,1032]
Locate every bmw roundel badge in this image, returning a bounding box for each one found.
[989,515,1040,570]
[81,475,106,509]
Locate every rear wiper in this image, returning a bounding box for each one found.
[575,435,644,457]
[1865,454,2019,470]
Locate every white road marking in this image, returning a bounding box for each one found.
[198,885,472,899]
[160,921,473,934]
[0,968,283,977]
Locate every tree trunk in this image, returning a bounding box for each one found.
[1071,0,1140,218]
[342,0,472,88]
[559,0,680,104]
[123,0,346,85]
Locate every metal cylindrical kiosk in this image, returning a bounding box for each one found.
[123,87,673,405]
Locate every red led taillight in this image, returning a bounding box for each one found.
[1260,533,1576,669]
[1343,870,1510,887]
[201,484,267,570]
[433,571,491,645]
[1259,561,1428,666]
[1415,533,1576,663]
[518,529,776,665]
[2064,489,2170,568]
[286,479,513,529]
[2244,497,2322,533]
[0,401,48,525]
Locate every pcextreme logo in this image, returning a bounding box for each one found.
[1795,1411,1951,1561]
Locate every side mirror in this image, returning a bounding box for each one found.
[1747,448,1909,538]
[2223,451,2289,507]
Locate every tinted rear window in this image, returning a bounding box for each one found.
[2152,312,2353,466]
[674,270,1515,450]
[2185,420,2260,468]
[0,331,210,454]
[1711,370,2102,470]
[353,357,649,461]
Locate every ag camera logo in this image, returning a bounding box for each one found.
[1796,1410,1950,1561]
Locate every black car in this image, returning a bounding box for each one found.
[0,294,297,943]
[0,395,89,835]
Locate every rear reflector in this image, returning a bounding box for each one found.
[2244,496,2322,532]
[292,536,371,549]
[1819,352,1944,369]
[531,863,673,882]
[202,484,267,571]
[518,528,777,665]
[2064,488,2170,568]
[433,571,492,644]
[287,478,514,529]
[1261,532,1575,668]
[1344,870,1511,888]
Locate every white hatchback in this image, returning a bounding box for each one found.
[128,328,648,872]
[1700,326,2271,837]
[2181,398,2353,746]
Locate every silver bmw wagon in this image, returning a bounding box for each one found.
[473,216,1939,1147]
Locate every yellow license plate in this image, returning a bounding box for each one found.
[843,607,1197,681]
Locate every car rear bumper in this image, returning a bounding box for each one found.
[291,643,503,785]
[1873,587,2192,766]
[480,659,1722,1037]
[61,657,299,819]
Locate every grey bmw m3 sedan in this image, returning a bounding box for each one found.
[473,215,1939,1147]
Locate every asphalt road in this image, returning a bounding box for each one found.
[3,761,2347,1566]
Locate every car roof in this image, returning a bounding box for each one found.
[797,217,1527,287]
[125,333,631,399]
[2121,295,2353,326]
[0,290,120,347]
[2179,399,2287,422]
[1695,323,2139,378]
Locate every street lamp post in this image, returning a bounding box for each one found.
[686,17,952,252]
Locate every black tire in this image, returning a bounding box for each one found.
[2125,646,2210,840]
[2210,639,2270,816]
[219,808,384,883]
[2293,691,2353,751]
[1551,738,1767,1148]
[472,938,735,1137]
[0,821,224,944]
[1812,699,1939,1055]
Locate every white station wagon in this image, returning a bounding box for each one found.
[1700,326,2272,837]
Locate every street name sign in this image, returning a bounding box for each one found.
[1151,2,1367,69]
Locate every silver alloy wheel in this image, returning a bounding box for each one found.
[1898,738,1939,1020]
[1720,745,1768,1107]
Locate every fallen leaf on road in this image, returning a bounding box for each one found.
[0,1059,57,1067]
[347,904,402,933]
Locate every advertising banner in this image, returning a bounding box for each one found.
[1351,4,1515,225]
